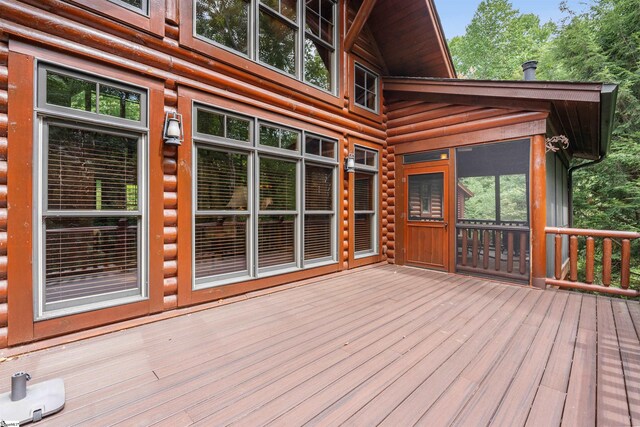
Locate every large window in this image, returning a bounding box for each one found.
[194,0,337,93]
[36,65,148,319]
[193,105,337,288]
[353,146,378,256]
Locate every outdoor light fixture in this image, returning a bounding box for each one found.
[344,153,356,173]
[163,111,183,146]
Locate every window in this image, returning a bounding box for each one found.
[408,173,444,221]
[109,0,149,14]
[36,65,147,319]
[354,63,379,112]
[193,0,337,93]
[353,146,378,256]
[193,105,337,288]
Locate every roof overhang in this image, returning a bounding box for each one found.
[365,0,456,78]
[384,77,619,160]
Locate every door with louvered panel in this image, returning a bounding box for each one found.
[404,165,449,270]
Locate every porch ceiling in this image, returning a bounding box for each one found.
[384,77,618,160]
[0,265,638,426]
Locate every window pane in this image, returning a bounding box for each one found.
[46,71,97,113]
[195,215,247,278]
[259,215,295,267]
[321,140,335,158]
[114,0,143,8]
[304,37,332,91]
[306,0,334,44]
[305,165,332,210]
[48,126,138,211]
[260,157,296,211]
[354,173,374,211]
[305,136,321,156]
[305,214,332,260]
[260,124,299,151]
[408,173,444,221]
[197,109,224,137]
[281,0,297,20]
[99,85,142,121]
[44,217,139,304]
[355,147,376,166]
[197,149,248,211]
[354,213,373,252]
[259,10,296,75]
[366,90,377,111]
[227,117,251,142]
[195,0,249,55]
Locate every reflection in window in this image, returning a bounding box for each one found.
[195,148,250,281]
[259,9,297,75]
[109,0,148,14]
[196,108,251,142]
[195,0,250,54]
[305,134,335,159]
[193,0,336,93]
[354,172,376,253]
[408,173,444,221]
[354,64,378,112]
[259,157,296,211]
[45,70,142,122]
[259,123,300,151]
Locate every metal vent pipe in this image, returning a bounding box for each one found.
[522,60,538,81]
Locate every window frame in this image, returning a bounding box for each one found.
[353,62,380,114]
[108,0,149,16]
[68,0,164,36]
[353,145,379,258]
[190,101,338,289]
[34,63,149,320]
[186,0,339,96]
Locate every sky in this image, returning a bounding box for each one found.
[433,0,589,39]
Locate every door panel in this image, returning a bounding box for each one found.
[404,166,449,270]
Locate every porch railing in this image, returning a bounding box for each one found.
[457,222,530,282]
[545,227,640,297]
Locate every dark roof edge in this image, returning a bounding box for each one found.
[426,0,457,78]
[599,84,618,156]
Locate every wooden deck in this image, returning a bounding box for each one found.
[1,264,638,426]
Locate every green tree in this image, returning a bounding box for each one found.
[449,0,556,79]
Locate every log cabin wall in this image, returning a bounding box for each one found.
[0,37,8,348]
[0,0,393,347]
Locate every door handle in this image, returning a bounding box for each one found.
[444,222,448,230]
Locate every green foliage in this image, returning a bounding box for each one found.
[449,0,556,79]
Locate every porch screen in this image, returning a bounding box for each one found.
[456,140,530,281]
[195,148,249,281]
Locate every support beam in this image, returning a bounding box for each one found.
[344,0,378,52]
[530,134,547,289]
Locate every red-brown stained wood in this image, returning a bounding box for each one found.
[472,229,479,268]
[507,231,514,273]
[462,229,468,266]
[554,233,562,279]
[570,235,578,281]
[519,231,527,275]
[585,236,594,283]
[483,230,490,270]
[495,230,501,271]
[603,238,612,286]
[621,239,630,289]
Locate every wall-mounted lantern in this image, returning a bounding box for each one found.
[344,153,356,173]
[163,111,183,146]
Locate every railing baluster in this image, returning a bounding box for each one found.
[483,230,490,270]
[554,234,562,280]
[585,237,595,284]
[519,231,526,275]
[472,230,479,268]
[507,232,514,273]
[570,235,578,282]
[461,229,468,267]
[495,231,501,271]
[603,238,612,287]
[621,239,631,289]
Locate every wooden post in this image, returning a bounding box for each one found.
[530,135,547,289]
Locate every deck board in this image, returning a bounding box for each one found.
[0,264,636,427]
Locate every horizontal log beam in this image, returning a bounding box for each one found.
[546,279,639,298]
[545,227,640,240]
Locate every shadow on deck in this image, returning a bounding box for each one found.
[0,264,638,426]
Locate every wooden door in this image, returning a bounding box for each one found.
[404,165,449,270]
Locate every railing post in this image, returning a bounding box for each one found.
[531,135,547,289]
